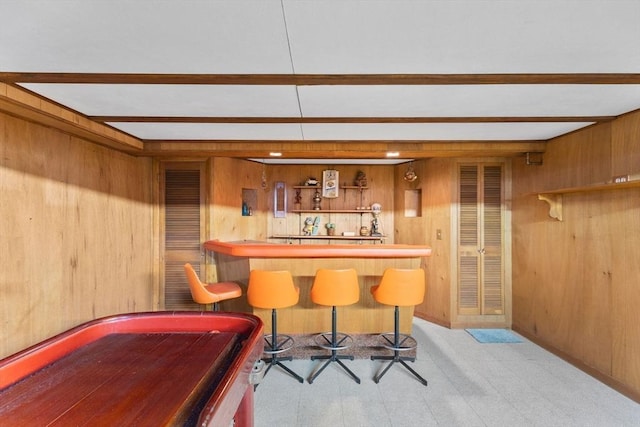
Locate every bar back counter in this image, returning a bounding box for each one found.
[204,240,432,335]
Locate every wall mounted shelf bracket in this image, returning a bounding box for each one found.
[538,193,563,221]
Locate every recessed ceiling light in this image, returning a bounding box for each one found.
[269,152,282,157]
[386,152,400,157]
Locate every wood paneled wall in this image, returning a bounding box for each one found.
[208,157,268,243]
[395,159,453,327]
[205,157,268,284]
[511,111,640,400]
[0,112,155,359]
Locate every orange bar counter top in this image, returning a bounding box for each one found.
[203,240,432,258]
[204,240,431,334]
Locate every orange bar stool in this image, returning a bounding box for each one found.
[247,270,304,384]
[183,263,242,311]
[308,268,361,384]
[370,268,428,386]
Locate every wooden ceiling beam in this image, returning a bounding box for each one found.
[89,115,612,123]
[3,72,640,85]
[140,140,547,159]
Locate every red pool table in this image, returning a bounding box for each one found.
[0,311,264,426]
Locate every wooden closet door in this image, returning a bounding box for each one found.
[162,163,206,310]
[457,164,504,316]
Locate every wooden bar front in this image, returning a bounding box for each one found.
[204,240,432,334]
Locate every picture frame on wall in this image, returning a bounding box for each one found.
[322,169,339,198]
[274,181,287,217]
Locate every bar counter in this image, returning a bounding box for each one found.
[204,240,431,259]
[204,240,431,334]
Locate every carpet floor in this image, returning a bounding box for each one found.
[282,333,417,359]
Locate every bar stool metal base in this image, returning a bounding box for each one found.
[313,331,354,351]
[263,334,295,355]
[260,309,304,385]
[371,354,427,386]
[308,307,360,384]
[378,332,417,352]
[371,306,428,386]
[309,354,360,384]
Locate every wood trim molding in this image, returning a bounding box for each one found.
[89,115,613,124]
[141,140,547,159]
[3,72,640,85]
[0,83,143,153]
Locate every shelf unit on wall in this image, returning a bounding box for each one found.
[291,185,369,209]
[270,235,385,244]
[537,179,640,221]
[271,184,385,243]
[290,209,371,213]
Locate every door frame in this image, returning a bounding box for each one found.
[450,158,513,329]
[157,160,207,310]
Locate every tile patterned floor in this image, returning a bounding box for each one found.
[254,317,640,426]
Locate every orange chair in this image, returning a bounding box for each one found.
[370,268,428,386]
[247,270,304,384]
[183,263,242,311]
[308,269,361,384]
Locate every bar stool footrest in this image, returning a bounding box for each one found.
[263,334,295,355]
[378,332,417,352]
[313,332,354,351]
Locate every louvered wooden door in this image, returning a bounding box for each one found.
[162,164,205,310]
[458,164,504,315]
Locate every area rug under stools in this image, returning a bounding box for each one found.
[466,328,523,343]
[286,334,416,359]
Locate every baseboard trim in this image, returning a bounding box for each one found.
[414,312,450,329]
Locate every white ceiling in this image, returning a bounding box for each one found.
[1,0,640,164]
